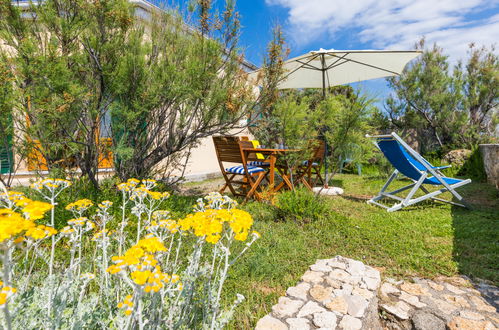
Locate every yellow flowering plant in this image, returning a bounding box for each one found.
[0,180,259,330]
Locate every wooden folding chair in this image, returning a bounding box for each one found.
[295,140,325,188]
[212,136,267,200]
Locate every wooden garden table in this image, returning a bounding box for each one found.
[241,147,299,193]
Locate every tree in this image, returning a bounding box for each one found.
[109,0,258,180]
[0,0,133,187]
[0,0,284,186]
[252,84,376,186]
[385,38,498,154]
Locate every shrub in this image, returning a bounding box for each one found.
[0,179,259,329]
[458,147,487,181]
[274,189,330,223]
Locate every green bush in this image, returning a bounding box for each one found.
[458,147,487,181]
[274,189,330,223]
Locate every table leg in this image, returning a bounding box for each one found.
[269,154,276,188]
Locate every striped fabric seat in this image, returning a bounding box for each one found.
[302,160,318,166]
[226,165,265,175]
[248,161,270,166]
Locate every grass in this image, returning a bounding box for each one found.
[219,174,498,328]
[16,174,497,329]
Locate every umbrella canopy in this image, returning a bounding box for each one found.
[276,48,421,92]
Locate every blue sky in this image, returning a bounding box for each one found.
[164,0,499,105]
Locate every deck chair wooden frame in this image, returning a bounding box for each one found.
[366,132,471,212]
[212,136,267,200]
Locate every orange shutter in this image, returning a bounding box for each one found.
[98,137,114,169]
[27,140,48,171]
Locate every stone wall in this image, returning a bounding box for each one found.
[479,144,499,188]
[255,256,499,330]
[255,256,382,330]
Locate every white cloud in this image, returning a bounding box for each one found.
[266,0,499,61]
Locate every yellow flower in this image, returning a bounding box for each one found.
[118,294,134,315]
[0,286,16,306]
[136,236,167,253]
[66,199,93,212]
[92,229,112,241]
[15,199,53,220]
[178,208,254,243]
[80,273,95,280]
[25,225,57,240]
[0,209,36,243]
[98,200,113,209]
[68,217,89,227]
[131,270,152,285]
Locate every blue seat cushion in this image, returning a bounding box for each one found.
[302,160,319,166]
[226,165,264,175]
[424,176,463,185]
[248,161,270,166]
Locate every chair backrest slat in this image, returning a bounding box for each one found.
[312,140,326,160]
[213,136,244,163]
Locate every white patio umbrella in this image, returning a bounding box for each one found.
[249,48,421,193]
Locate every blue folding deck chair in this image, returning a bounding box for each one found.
[366,132,471,212]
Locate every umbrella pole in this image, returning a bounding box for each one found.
[321,54,329,188]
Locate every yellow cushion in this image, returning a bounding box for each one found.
[251,140,265,159]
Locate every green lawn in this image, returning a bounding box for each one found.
[220,174,498,328]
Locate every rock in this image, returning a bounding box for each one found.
[443,294,470,308]
[311,259,333,272]
[325,277,342,289]
[346,260,365,277]
[310,285,333,302]
[338,314,362,330]
[326,296,349,314]
[255,315,288,330]
[380,282,400,297]
[302,270,325,284]
[446,276,472,287]
[328,260,347,270]
[412,311,445,330]
[447,316,496,330]
[363,276,380,290]
[488,316,499,326]
[313,311,338,328]
[428,282,444,291]
[399,291,426,308]
[345,294,369,317]
[460,310,485,321]
[286,317,311,330]
[430,297,457,315]
[386,278,403,285]
[400,282,430,296]
[445,283,465,295]
[287,282,311,301]
[297,301,326,318]
[345,275,362,286]
[341,284,354,295]
[272,297,304,318]
[381,301,412,320]
[443,149,472,167]
[329,269,351,283]
[470,295,497,313]
[365,267,381,280]
[352,287,374,300]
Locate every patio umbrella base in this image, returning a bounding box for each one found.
[312,186,344,196]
